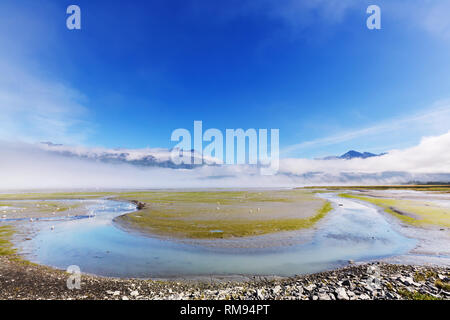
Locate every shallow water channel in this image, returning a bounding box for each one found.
[15,194,416,279]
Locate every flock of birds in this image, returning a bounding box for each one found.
[214,201,261,214]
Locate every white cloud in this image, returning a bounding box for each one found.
[0,131,449,190]
[236,0,450,42]
[389,0,450,40]
[256,0,358,28]
[422,3,450,39]
[282,101,450,156]
[38,143,222,165]
[280,131,450,175]
[0,2,92,145]
[0,62,92,144]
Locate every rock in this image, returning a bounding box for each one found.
[272,285,282,295]
[359,293,371,300]
[400,276,420,287]
[256,289,265,300]
[130,290,139,297]
[122,296,129,300]
[347,290,356,299]
[304,284,316,292]
[336,287,349,300]
[386,292,397,299]
[342,279,355,290]
[364,285,375,292]
[399,276,413,286]
[318,293,331,300]
[296,286,304,295]
[131,201,146,210]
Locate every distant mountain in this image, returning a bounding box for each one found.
[39,142,221,169]
[321,150,386,160]
[340,150,382,159]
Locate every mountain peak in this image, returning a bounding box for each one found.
[320,150,386,160]
[340,150,378,159]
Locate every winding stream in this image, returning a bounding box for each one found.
[17,194,417,279]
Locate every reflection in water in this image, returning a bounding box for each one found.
[20,194,416,278]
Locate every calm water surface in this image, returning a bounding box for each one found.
[19,194,417,278]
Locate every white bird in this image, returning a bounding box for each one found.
[257,208,261,212]
[249,209,253,214]
[2,215,6,219]
[29,218,33,222]
[216,207,220,210]
[51,226,55,230]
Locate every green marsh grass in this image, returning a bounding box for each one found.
[340,193,450,227]
[118,191,332,239]
[0,226,16,256]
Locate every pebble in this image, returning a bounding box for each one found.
[272,285,282,295]
[1,258,449,301]
[336,287,349,300]
[130,290,139,297]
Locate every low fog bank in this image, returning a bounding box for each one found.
[280,131,450,175]
[1,132,449,190]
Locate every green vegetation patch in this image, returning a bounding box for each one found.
[340,193,450,227]
[414,270,437,283]
[398,288,442,300]
[0,225,16,256]
[116,189,319,205]
[303,185,450,193]
[435,280,450,292]
[117,190,332,239]
[0,200,83,215]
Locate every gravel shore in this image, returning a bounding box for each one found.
[1,256,448,300]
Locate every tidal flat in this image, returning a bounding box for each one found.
[339,192,450,227]
[114,189,332,240]
[0,187,449,296]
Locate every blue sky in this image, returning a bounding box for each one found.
[1,0,450,159]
